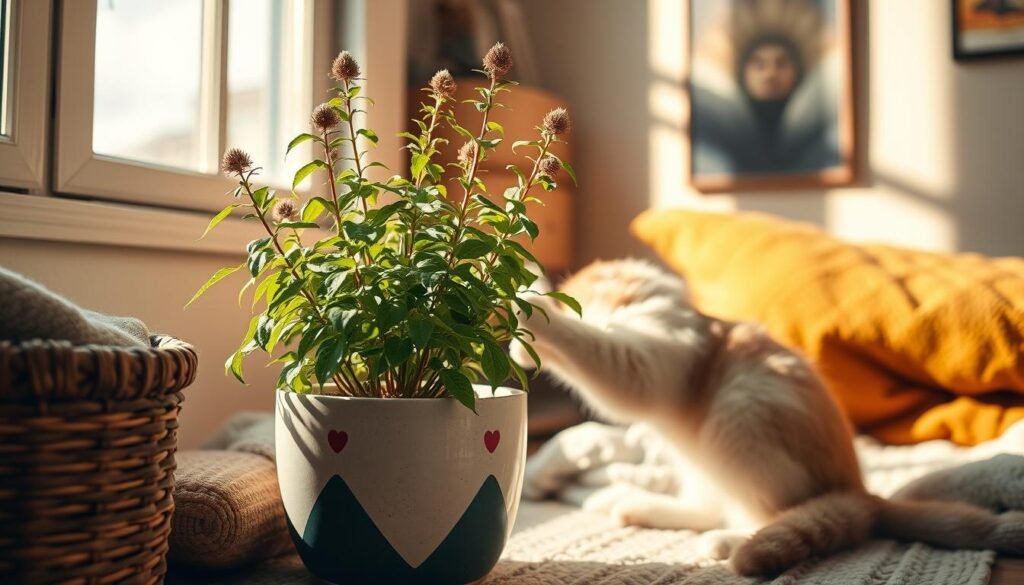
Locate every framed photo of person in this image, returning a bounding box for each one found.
[953,0,1024,60]
[687,0,855,192]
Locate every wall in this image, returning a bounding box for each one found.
[520,0,1024,264]
[0,237,278,449]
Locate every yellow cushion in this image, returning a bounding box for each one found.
[632,209,1024,445]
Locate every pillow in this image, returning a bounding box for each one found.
[632,209,1024,445]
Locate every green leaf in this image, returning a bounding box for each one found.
[472,194,507,216]
[560,160,578,186]
[357,128,379,145]
[455,239,493,260]
[481,342,510,387]
[225,350,246,384]
[407,318,434,347]
[293,160,329,190]
[187,264,243,307]
[441,369,476,412]
[201,203,241,239]
[410,153,429,178]
[225,315,260,383]
[384,337,413,367]
[486,121,504,135]
[314,336,348,385]
[546,291,582,316]
[276,221,321,230]
[511,140,536,153]
[377,299,407,331]
[286,133,319,154]
[342,221,380,244]
[520,217,539,240]
[302,196,333,223]
[251,186,271,208]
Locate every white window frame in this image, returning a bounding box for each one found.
[54,0,333,213]
[0,0,51,192]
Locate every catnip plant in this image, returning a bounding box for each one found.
[189,44,578,410]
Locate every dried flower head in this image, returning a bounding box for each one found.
[429,69,457,99]
[221,148,253,175]
[457,141,478,166]
[483,42,513,79]
[331,50,361,83]
[272,199,299,223]
[542,108,571,136]
[538,156,561,177]
[311,104,341,132]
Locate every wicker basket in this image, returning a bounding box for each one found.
[0,335,197,584]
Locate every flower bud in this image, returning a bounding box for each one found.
[429,69,457,99]
[311,104,341,132]
[542,108,571,136]
[331,50,361,83]
[539,156,561,177]
[457,141,478,166]
[272,199,299,222]
[221,148,253,175]
[483,42,513,79]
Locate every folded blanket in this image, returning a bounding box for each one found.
[524,419,1024,513]
[632,210,1024,445]
[170,413,289,569]
[0,265,149,347]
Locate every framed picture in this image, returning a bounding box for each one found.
[953,0,1024,60]
[687,0,855,192]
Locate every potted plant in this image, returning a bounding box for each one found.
[189,43,576,584]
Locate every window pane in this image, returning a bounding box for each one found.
[227,0,312,187]
[93,0,205,171]
[0,0,11,137]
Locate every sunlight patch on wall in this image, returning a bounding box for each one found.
[867,0,956,200]
[648,122,735,213]
[826,189,956,252]
[648,0,685,82]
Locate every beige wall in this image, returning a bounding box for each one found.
[521,0,1024,264]
[0,237,278,449]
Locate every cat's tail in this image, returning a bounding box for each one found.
[729,491,1024,576]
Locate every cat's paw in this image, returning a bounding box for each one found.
[611,501,653,528]
[697,530,749,561]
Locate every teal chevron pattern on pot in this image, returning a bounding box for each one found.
[290,474,507,584]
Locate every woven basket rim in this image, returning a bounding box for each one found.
[0,334,198,403]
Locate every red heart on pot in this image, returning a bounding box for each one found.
[327,430,348,453]
[484,430,500,453]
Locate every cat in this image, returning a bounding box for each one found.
[511,258,1024,576]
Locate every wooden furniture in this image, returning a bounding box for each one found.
[410,81,576,272]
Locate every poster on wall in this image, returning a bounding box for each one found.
[953,0,1024,59]
[687,0,855,192]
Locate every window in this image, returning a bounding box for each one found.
[54,0,332,212]
[0,0,51,192]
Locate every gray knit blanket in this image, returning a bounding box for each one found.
[0,265,149,346]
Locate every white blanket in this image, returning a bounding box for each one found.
[524,419,1024,512]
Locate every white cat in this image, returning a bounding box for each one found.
[512,258,1024,576]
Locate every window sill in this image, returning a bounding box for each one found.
[0,192,261,256]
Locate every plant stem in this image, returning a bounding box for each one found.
[239,172,365,396]
[342,80,370,216]
[408,77,498,397]
[480,133,555,281]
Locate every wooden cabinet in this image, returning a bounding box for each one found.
[408,80,575,272]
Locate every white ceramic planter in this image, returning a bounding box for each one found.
[275,386,527,584]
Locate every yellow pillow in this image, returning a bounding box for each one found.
[632,209,1024,445]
